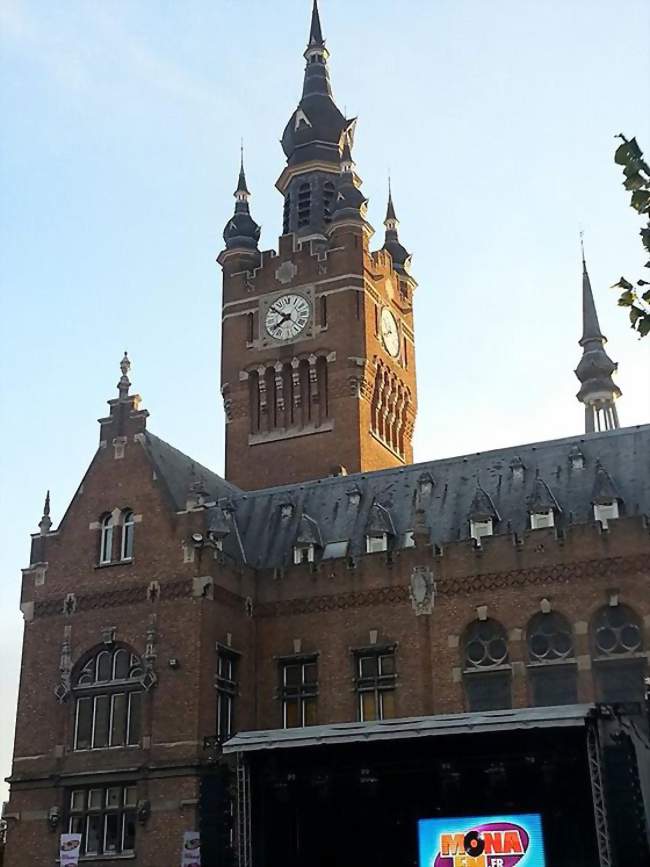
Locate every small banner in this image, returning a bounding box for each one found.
[181,830,201,867]
[59,833,82,865]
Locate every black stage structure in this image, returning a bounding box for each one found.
[215,704,650,867]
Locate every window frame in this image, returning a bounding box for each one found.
[279,655,318,729]
[216,645,239,742]
[354,645,397,722]
[120,510,135,561]
[99,514,114,565]
[72,647,144,752]
[365,533,388,554]
[67,785,137,858]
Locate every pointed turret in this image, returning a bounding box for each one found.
[278,0,354,236]
[221,150,261,254]
[574,248,621,433]
[330,137,369,229]
[382,182,412,276]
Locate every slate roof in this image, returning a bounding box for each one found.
[142,432,238,511]
[208,425,650,570]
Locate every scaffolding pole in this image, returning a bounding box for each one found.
[587,718,612,867]
[236,752,252,867]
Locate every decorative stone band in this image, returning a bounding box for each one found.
[254,552,648,618]
[32,580,243,620]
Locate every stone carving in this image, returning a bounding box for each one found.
[54,625,72,703]
[275,261,298,284]
[409,566,435,615]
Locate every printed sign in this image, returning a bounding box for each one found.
[418,814,547,867]
[181,830,201,867]
[59,833,82,865]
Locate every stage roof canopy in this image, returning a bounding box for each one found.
[223,704,595,755]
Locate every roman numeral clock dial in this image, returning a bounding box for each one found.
[265,294,311,341]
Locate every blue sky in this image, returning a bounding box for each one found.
[1,0,648,802]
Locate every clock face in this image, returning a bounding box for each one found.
[265,294,311,341]
[380,307,400,357]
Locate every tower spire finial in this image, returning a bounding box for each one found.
[235,141,250,200]
[574,244,621,432]
[118,351,131,399]
[309,0,325,47]
[39,490,52,535]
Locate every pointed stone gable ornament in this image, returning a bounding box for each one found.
[54,625,73,703]
[410,566,435,615]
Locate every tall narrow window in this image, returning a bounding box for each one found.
[100,514,114,565]
[282,194,291,234]
[297,183,311,228]
[120,511,134,561]
[280,657,318,728]
[246,312,255,344]
[216,648,238,741]
[323,181,335,224]
[462,618,512,712]
[320,295,327,327]
[355,647,397,721]
[73,647,144,750]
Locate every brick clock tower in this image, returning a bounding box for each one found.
[218,1,418,490]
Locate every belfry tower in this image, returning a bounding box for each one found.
[218,1,418,490]
[575,251,621,433]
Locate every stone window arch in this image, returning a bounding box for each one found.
[526,611,577,706]
[462,618,512,712]
[591,604,646,702]
[99,513,114,565]
[73,644,143,751]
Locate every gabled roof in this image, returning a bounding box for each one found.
[528,476,561,513]
[592,462,621,503]
[142,432,238,512]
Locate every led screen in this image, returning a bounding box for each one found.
[418,813,547,867]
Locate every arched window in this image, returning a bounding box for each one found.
[526,611,577,706]
[99,514,114,565]
[591,604,646,702]
[462,618,512,712]
[73,646,144,751]
[120,510,134,561]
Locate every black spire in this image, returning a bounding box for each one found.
[308,0,324,48]
[236,145,250,197]
[574,246,621,432]
[280,1,349,170]
[382,181,412,275]
[222,149,261,253]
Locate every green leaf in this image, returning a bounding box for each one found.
[638,279,650,287]
[641,289,650,303]
[623,173,646,191]
[629,305,644,324]
[631,190,650,213]
[615,139,631,165]
[638,316,650,338]
[611,277,634,290]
